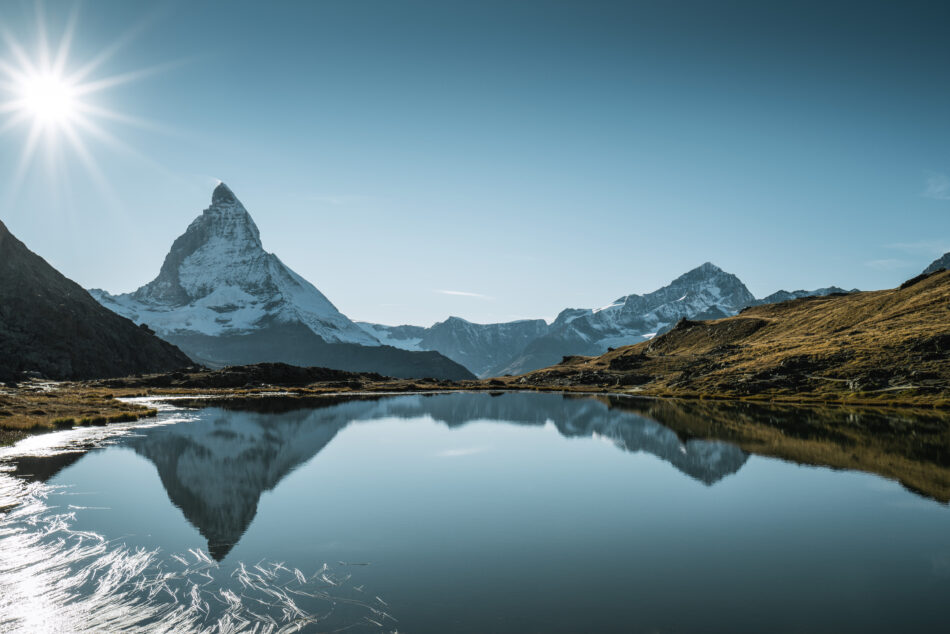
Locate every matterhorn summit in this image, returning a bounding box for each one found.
[92,183,377,347]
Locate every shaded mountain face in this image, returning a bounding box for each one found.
[0,220,191,381]
[923,252,950,275]
[164,323,475,380]
[121,392,747,559]
[360,317,549,377]
[91,184,473,380]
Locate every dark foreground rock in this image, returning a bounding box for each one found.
[0,220,192,382]
[95,362,394,389]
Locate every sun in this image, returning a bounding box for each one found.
[0,6,164,197]
[17,72,77,126]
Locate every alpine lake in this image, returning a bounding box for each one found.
[1,391,948,633]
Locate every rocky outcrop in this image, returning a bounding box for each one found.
[923,252,950,275]
[751,286,855,306]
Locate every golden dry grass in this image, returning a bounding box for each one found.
[0,383,158,445]
[0,375,461,445]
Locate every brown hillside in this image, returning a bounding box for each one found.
[509,270,950,406]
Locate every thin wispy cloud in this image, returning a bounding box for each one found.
[436,446,490,457]
[307,194,376,206]
[922,171,950,200]
[865,258,909,271]
[886,239,950,256]
[436,290,494,300]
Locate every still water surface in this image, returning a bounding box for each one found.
[1,392,948,633]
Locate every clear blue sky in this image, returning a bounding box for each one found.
[1,0,948,326]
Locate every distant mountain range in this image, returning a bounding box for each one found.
[8,179,936,383]
[363,263,856,377]
[90,184,474,381]
[0,220,191,381]
[358,317,549,377]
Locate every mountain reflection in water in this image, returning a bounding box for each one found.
[9,391,949,566]
[121,393,749,559]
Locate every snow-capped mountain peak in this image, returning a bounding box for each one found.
[557,262,755,332]
[488,263,758,376]
[211,181,240,205]
[91,183,378,347]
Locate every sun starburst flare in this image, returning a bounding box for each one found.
[0,6,167,200]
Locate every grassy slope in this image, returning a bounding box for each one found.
[507,270,950,406]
